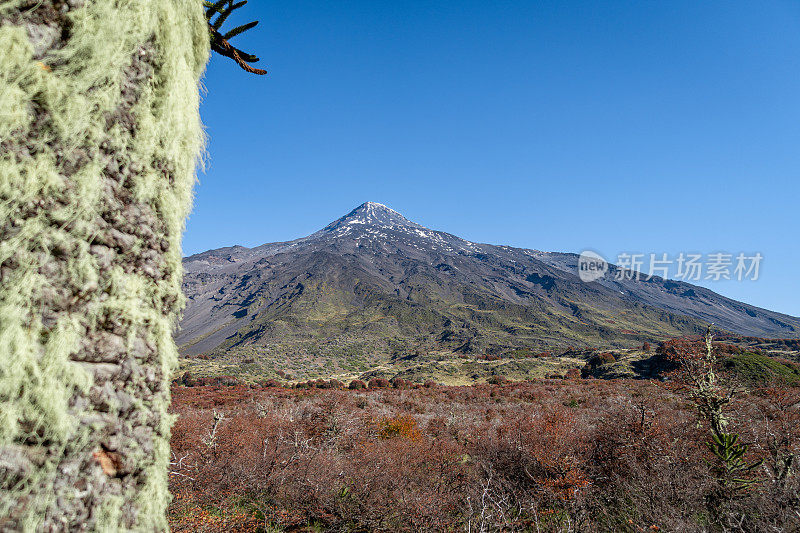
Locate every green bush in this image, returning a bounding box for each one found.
[722,353,800,385]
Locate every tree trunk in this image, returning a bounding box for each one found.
[0,1,208,530]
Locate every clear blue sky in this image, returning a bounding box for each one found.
[185,0,800,317]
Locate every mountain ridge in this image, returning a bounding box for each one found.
[177,202,799,377]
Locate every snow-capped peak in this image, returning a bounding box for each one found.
[296,202,485,255]
[317,201,423,233]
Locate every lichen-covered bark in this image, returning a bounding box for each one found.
[0,1,208,530]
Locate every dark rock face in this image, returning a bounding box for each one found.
[178,202,799,358]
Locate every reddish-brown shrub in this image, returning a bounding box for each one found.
[599,352,616,363]
[390,377,411,389]
[376,415,421,441]
[348,379,366,390]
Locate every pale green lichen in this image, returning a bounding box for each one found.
[0,0,209,530]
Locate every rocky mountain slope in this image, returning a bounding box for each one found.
[177,202,799,376]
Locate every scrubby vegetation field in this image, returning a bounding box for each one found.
[167,338,800,532]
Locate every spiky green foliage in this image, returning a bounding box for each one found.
[706,432,763,489]
[0,0,208,529]
[204,0,266,74]
[683,328,734,436]
[681,329,763,491]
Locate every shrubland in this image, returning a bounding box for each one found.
[168,339,800,532]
